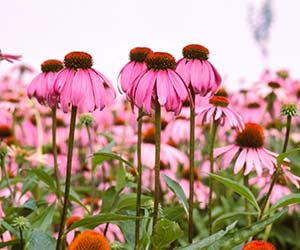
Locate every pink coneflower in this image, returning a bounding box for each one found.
[197,96,244,131]
[0,50,21,63]
[28,59,64,107]
[53,51,116,113]
[118,47,153,93]
[176,44,222,97]
[214,123,277,176]
[127,52,190,115]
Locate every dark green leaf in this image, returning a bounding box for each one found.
[162,174,189,216]
[101,187,118,213]
[92,152,135,169]
[27,229,55,250]
[151,219,183,249]
[31,203,55,231]
[116,161,126,192]
[114,193,152,212]
[210,173,260,214]
[277,148,300,166]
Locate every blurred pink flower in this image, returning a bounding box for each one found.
[176,44,221,96]
[0,50,21,63]
[118,47,152,93]
[214,123,277,176]
[197,96,244,131]
[28,59,64,106]
[53,51,116,113]
[127,52,190,115]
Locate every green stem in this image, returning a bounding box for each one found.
[188,89,195,243]
[56,106,77,250]
[85,123,95,215]
[208,119,218,235]
[135,108,143,249]
[259,115,292,220]
[0,156,14,203]
[19,229,24,250]
[243,169,251,226]
[152,99,161,231]
[52,107,61,201]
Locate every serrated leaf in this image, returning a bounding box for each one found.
[208,208,287,250]
[26,229,55,250]
[151,219,183,249]
[31,203,55,231]
[267,193,300,215]
[176,221,237,250]
[92,151,135,169]
[65,213,138,233]
[162,174,189,216]
[210,173,260,214]
[277,148,300,166]
[213,211,257,230]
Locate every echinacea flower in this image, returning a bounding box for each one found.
[197,96,244,131]
[68,230,110,250]
[176,44,222,96]
[127,52,190,115]
[0,50,22,63]
[243,240,275,250]
[28,59,64,107]
[53,51,116,113]
[118,47,152,93]
[214,123,277,176]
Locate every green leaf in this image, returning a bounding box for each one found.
[26,168,56,194]
[276,148,300,166]
[213,211,258,231]
[26,229,55,250]
[31,203,55,231]
[114,193,152,212]
[92,151,135,169]
[267,193,300,215]
[210,173,260,214]
[69,188,90,214]
[116,161,126,192]
[101,187,118,213]
[65,213,139,233]
[176,221,237,250]
[162,174,189,216]
[0,240,19,248]
[151,219,183,249]
[208,208,287,250]
[0,220,18,236]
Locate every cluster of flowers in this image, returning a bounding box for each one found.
[0,47,299,249]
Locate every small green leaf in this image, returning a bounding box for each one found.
[92,152,135,169]
[162,174,189,216]
[69,188,90,214]
[267,193,300,215]
[1,220,18,236]
[31,203,55,231]
[176,221,237,250]
[26,168,56,194]
[114,193,152,212]
[116,161,126,192]
[0,239,19,248]
[27,229,55,250]
[151,219,183,249]
[65,213,139,233]
[213,211,258,230]
[277,148,300,166]
[101,187,118,213]
[210,173,260,214]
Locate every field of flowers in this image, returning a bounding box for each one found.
[0,46,299,250]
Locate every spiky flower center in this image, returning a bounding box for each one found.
[129,47,153,63]
[64,51,93,70]
[182,44,209,60]
[146,52,176,70]
[41,59,63,73]
[182,167,200,181]
[247,102,261,109]
[0,125,12,138]
[215,87,228,97]
[209,96,229,107]
[268,81,281,89]
[280,103,298,117]
[236,123,265,148]
[243,240,275,250]
[69,230,110,250]
[142,127,155,144]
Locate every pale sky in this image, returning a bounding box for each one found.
[1,0,300,91]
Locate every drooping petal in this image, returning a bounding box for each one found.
[234,148,247,174]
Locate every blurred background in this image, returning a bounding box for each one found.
[1,0,299,91]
